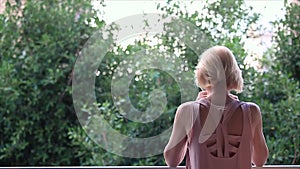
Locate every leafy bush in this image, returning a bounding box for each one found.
[0,0,299,166]
[241,54,300,164]
[273,3,300,82]
[0,0,105,165]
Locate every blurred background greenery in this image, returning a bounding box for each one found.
[0,0,299,166]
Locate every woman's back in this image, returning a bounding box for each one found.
[186,98,252,169]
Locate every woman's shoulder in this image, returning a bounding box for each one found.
[175,101,200,130]
[175,101,202,118]
[177,101,200,112]
[241,101,262,125]
[242,101,260,112]
[242,101,261,113]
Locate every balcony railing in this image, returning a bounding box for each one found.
[92,166,300,169]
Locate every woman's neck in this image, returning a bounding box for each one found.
[205,88,235,105]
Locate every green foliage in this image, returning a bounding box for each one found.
[240,53,300,164]
[0,0,105,165]
[0,0,299,166]
[254,2,300,164]
[273,3,300,81]
[85,0,261,166]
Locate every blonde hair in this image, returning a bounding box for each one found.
[195,46,243,93]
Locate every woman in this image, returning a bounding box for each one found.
[164,46,268,169]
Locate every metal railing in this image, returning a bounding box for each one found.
[91,165,300,169]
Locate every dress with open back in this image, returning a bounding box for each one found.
[185,98,253,169]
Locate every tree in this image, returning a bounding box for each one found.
[1,0,299,165]
[0,0,106,165]
[273,2,300,82]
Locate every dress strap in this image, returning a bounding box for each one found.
[196,98,210,108]
[241,103,253,141]
[222,101,245,124]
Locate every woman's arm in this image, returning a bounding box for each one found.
[250,103,269,166]
[164,136,187,167]
[164,103,194,167]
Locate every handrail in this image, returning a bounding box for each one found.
[6,166,299,169]
[84,166,300,169]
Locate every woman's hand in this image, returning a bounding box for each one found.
[229,93,239,100]
[196,91,208,100]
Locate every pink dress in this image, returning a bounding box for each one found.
[185,99,253,169]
